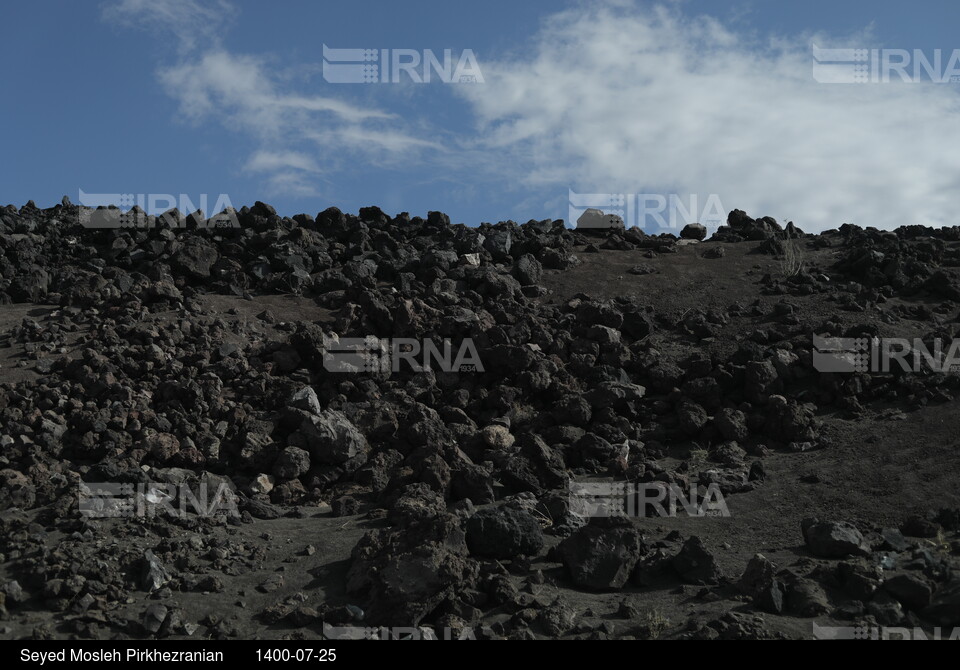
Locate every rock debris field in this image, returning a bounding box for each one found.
[1,199,960,640]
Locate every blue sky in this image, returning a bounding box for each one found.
[3,0,960,231]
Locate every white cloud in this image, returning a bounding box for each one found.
[104,1,437,197]
[457,3,960,230]
[263,172,323,198]
[102,0,235,52]
[245,150,320,175]
[157,51,397,137]
[304,126,445,156]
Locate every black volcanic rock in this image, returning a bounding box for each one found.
[802,518,870,558]
[465,506,544,559]
[681,223,707,240]
[558,520,646,590]
[674,536,722,585]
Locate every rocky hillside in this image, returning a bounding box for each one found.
[1,199,959,640]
